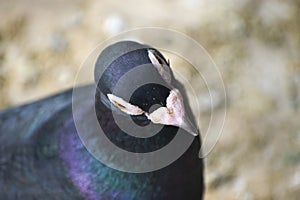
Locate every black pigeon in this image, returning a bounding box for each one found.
[0,41,204,200]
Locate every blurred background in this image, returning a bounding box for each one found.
[0,0,299,199]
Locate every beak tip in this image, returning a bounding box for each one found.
[181,126,199,137]
[180,117,199,137]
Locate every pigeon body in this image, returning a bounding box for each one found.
[0,41,204,199]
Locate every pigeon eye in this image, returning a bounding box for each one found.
[152,51,166,65]
[148,50,172,85]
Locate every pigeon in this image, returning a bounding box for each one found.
[0,41,204,200]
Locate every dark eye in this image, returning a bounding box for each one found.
[148,48,169,66]
[153,53,164,65]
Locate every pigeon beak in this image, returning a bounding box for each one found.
[145,88,199,137]
[180,115,199,137]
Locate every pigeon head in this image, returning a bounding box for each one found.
[94,41,198,141]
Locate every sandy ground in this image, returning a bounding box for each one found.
[0,0,299,199]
